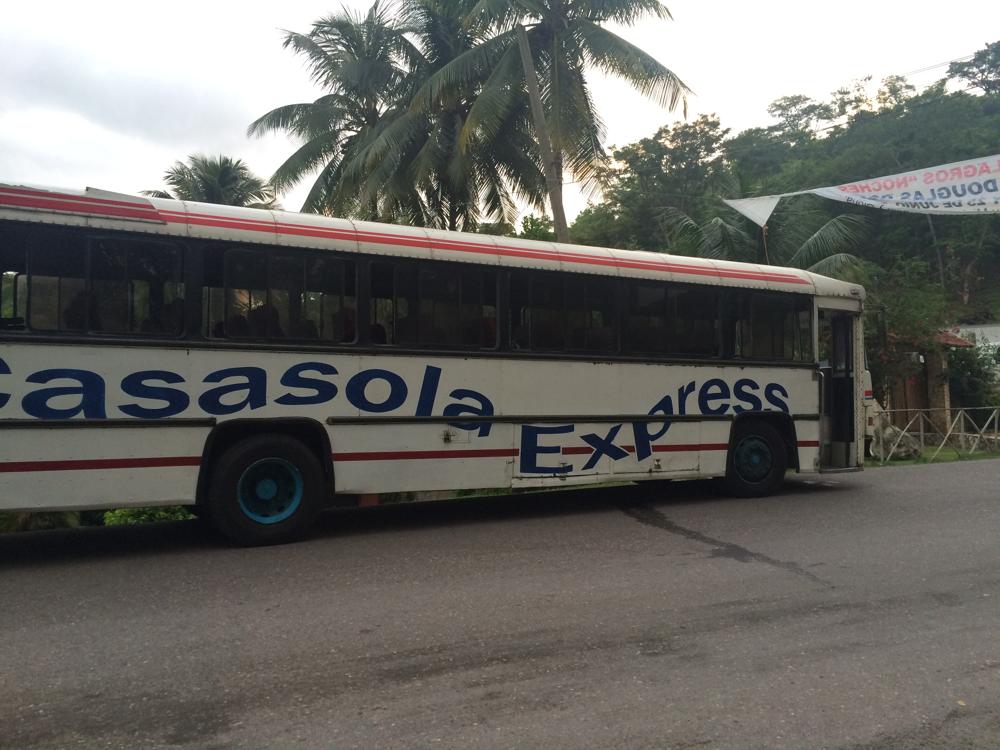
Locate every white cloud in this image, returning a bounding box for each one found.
[2,0,997,220]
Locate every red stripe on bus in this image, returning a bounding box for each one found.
[165,208,809,284]
[0,186,155,209]
[0,192,163,222]
[332,448,520,461]
[0,456,202,473]
[560,442,731,455]
[0,439,822,473]
[3,191,811,286]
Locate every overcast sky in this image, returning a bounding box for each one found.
[1,1,996,222]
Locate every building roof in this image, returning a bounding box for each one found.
[936,330,975,348]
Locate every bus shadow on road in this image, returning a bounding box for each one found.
[311,475,856,539]
[0,477,856,566]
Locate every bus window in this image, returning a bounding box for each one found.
[303,256,355,342]
[393,264,419,345]
[0,228,26,330]
[370,262,395,344]
[567,276,617,353]
[460,268,497,348]
[730,291,813,361]
[87,238,184,335]
[129,242,184,335]
[418,266,460,346]
[224,249,267,338]
[508,271,531,350]
[669,285,719,357]
[27,230,87,332]
[208,246,355,342]
[530,273,566,351]
[625,280,668,355]
[372,261,495,349]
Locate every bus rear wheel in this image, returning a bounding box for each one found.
[207,434,323,546]
[724,421,787,497]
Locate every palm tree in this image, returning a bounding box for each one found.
[344,0,547,230]
[663,201,867,278]
[414,0,690,241]
[144,155,278,208]
[248,1,420,218]
[249,0,547,230]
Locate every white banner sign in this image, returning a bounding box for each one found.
[725,154,1000,227]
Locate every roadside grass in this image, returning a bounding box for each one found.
[868,446,1000,467]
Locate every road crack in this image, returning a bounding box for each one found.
[619,502,835,589]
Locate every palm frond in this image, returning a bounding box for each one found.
[786,214,869,269]
[573,20,690,112]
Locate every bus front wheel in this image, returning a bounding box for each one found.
[724,421,787,497]
[207,434,323,546]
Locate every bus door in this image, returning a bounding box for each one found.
[818,309,858,470]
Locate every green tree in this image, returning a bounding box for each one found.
[416,0,689,241]
[248,2,420,218]
[863,258,949,398]
[145,155,277,208]
[947,340,1000,411]
[948,40,1000,95]
[569,115,731,250]
[346,0,548,230]
[663,201,867,277]
[251,0,546,230]
[518,214,555,241]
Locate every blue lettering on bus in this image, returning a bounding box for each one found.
[0,355,9,410]
[0,356,801,475]
[442,388,494,438]
[120,370,190,418]
[345,369,408,413]
[732,378,762,413]
[698,378,730,415]
[580,424,629,470]
[22,368,107,420]
[274,362,338,406]
[632,393,674,461]
[198,367,268,415]
[764,383,790,413]
[415,365,441,416]
[520,424,573,474]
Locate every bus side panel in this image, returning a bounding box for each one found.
[0,426,205,511]
[329,423,516,494]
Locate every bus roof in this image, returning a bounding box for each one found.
[0,182,865,301]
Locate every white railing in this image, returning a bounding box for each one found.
[871,407,1000,463]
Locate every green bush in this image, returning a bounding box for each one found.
[103,506,195,526]
[0,511,81,533]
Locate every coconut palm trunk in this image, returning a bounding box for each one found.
[515,24,569,243]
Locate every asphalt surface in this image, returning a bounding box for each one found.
[2,461,1000,750]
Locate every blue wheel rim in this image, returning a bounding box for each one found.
[237,457,303,524]
[733,436,773,483]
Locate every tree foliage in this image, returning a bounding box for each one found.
[254,0,687,231]
[145,154,278,208]
[948,340,1000,410]
[250,0,548,229]
[948,41,1000,95]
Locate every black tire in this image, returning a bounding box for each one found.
[724,421,788,497]
[207,433,324,546]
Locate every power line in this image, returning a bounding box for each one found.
[901,54,974,77]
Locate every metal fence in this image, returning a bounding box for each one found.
[871,407,1000,463]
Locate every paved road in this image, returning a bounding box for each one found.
[2,461,1000,749]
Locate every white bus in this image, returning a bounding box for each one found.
[0,183,866,544]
